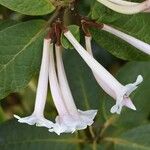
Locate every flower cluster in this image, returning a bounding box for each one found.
[14,14,150,134]
[14,36,97,135]
[64,29,143,114]
[97,0,150,14]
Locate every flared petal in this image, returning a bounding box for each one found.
[77,109,98,127]
[49,115,77,135]
[110,75,143,114]
[14,114,54,128]
[49,109,97,135]
[124,75,143,96]
[122,97,136,110]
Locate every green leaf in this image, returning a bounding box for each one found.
[61,25,80,50]
[103,61,150,129]
[0,0,55,16]
[0,120,83,150]
[90,2,150,61]
[105,125,150,150]
[0,20,18,31]
[0,20,47,100]
[0,106,5,122]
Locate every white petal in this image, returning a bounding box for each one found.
[97,0,150,14]
[64,31,122,95]
[124,75,143,96]
[33,39,51,115]
[85,36,143,114]
[77,109,98,126]
[108,0,139,6]
[49,44,68,115]
[110,75,143,114]
[49,115,77,135]
[14,39,54,128]
[49,109,97,135]
[85,36,116,99]
[102,24,150,55]
[109,0,150,13]
[55,45,78,115]
[122,97,136,110]
[14,114,54,128]
[65,31,142,115]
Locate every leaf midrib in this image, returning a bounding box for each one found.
[104,137,150,150]
[0,22,46,74]
[0,138,84,146]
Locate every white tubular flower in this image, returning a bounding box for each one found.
[64,30,143,114]
[55,45,97,129]
[14,39,54,128]
[49,44,96,135]
[108,0,150,12]
[48,44,79,135]
[85,36,143,114]
[97,0,150,14]
[108,0,138,6]
[102,24,150,55]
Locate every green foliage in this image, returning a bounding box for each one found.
[113,125,150,150]
[0,120,81,150]
[90,2,150,61]
[0,1,150,149]
[0,55,150,150]
[0,20,46,100]
[0,0,55,15]
[0,20,18,31]
[61,25,80,50]
[0,106,5,122]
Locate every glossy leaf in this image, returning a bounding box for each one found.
[0,20,46,100]
[0,0,55,15]
[90,2,150,60]
[0,20,18,31]
[105,125,150,150]
[0,120,82,150]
